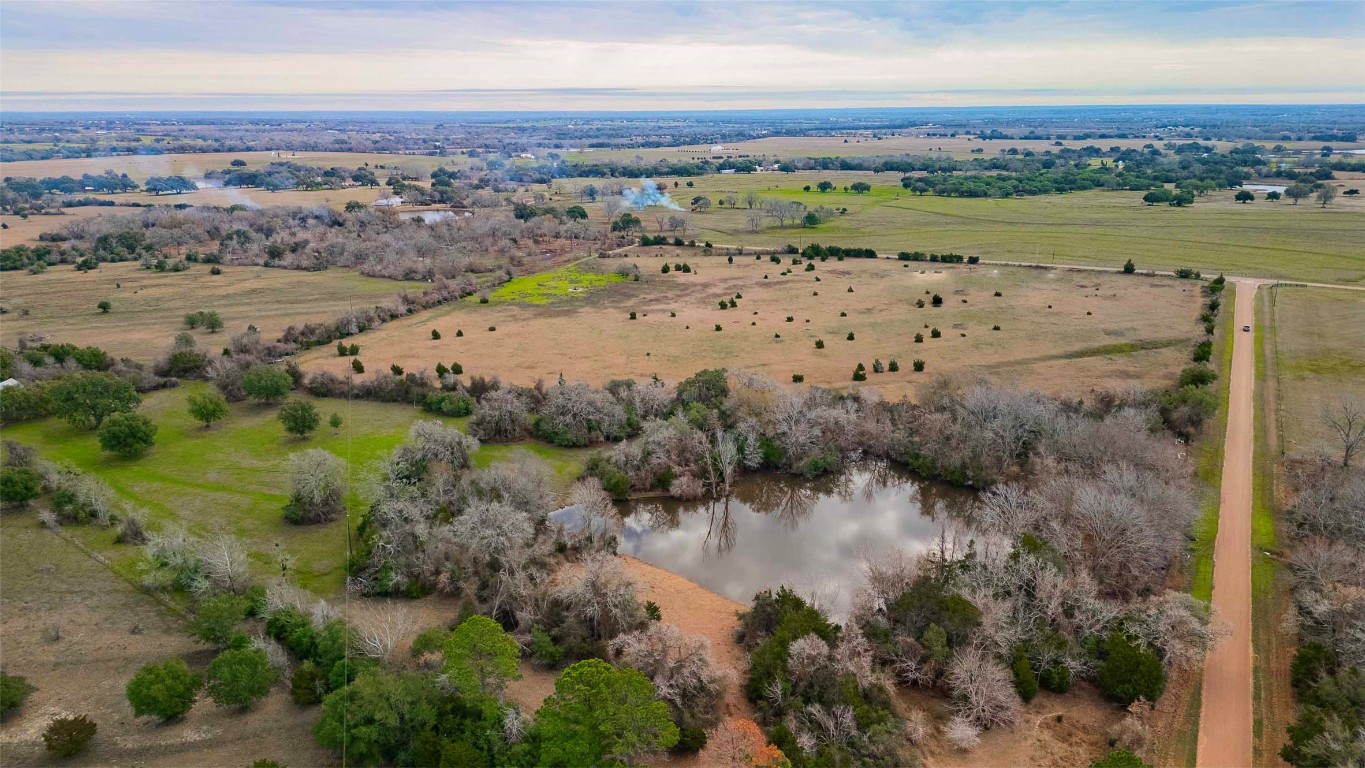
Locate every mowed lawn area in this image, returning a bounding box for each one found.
[0,261,426,362]
[556,174,1365,284]
[1268,285,1365,460]
[300,256,1205,400]
[2,383,589,594]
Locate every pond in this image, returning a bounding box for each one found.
[1241,183,1287,193]
[612,462,977,619]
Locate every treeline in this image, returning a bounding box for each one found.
[902,167,1153,197]
[0,343,179,425]
[1279,451,1365,766]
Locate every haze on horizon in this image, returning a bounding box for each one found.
[2,0,1363,112]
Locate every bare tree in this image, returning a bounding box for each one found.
[1322,400,1365,467]
[745,209,764,232]
[742,190,760,209]
[943,715,982,750]
[603,196,624,219]
[947,644,1020,729]
[766,200,805,228]
[788,635,831,686]
[196,533,251,595]
[286,449,347,523]
[469,389,529,442]
[1127,590,1219,669]
[252,635,293,678]
[407,419,479,469]
[566,478,621,551]
[537,381,628,445]
[353,601,414,661]
[803,703,858,749]
[554,551,644,641]
[610,622,726,728]
[666,215,689,235]
[712,429,740,497]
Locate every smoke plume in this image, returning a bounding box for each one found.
[620,178,681,210]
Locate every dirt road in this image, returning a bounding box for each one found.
[1196,279,1261,767]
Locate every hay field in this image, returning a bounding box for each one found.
[299,255,1204,399]
[0,261,426,361]
[1268,285,1365,460]
[553,175,1365,284]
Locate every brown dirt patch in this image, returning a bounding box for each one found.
[621,555,752,722]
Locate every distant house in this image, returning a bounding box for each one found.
[372,196,405,208]
[720,169,736,174]
[0,378,20,390]
[710,145,725,152]
[518,153,537,160]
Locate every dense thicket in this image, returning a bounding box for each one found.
[1280,460,1365,766]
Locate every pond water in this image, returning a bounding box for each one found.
[613,462,977,618]
[1241,183,1287,193]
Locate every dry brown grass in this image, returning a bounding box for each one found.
[1,208,115,246]
[900,682,1125,768]
[1,261,425,361]
[299,254,1203,398]
[0,150,464,184]
[0,516,333,768]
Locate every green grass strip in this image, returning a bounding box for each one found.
[1189,286,1236,604]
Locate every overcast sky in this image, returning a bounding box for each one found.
[2,0,1362,111]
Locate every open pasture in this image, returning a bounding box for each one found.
[1,383,588,595]
[299,255,1205,399]
[1267,285,1365,460]
[553,175,1365,284]
[0,261,427,361]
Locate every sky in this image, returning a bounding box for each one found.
[2,0,1362,112]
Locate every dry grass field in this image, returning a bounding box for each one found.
[0,515,333,768]
[0,261,426,361]
[1,207,113,245]
[0,150,465,183]
[299,254,1204,398]
[1268,285,1365,460]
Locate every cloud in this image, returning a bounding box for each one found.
[2,0,1362,110]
